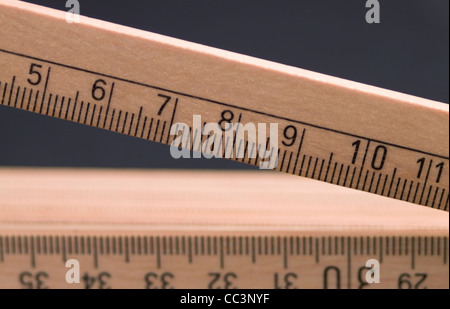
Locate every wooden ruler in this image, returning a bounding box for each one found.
[0,0,448,290]
[1,234,448,289]
[0,169,448,289]
[0,0,448,210]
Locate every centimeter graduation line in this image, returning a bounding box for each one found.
[0,235,448,271]
[0,49,449,211]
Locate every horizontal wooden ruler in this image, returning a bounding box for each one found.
[0,234,448,289]
[0,0,448,210]
[0,168,448,289]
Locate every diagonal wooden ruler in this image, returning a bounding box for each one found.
[0,0,448,210]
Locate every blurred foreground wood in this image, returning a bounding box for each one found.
[0,168,447,234]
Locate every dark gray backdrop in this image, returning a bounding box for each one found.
[0,0,448,168]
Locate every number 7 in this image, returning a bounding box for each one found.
[157,94,172,115]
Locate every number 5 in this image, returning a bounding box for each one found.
[27,63,42,86]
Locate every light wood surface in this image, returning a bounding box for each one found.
[0,168,447,234]
[0,168,448,289]
[0,0,448,210]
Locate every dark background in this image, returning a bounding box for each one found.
[0,0,448,168]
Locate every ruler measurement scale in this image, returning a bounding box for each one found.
[0,48,448,210]
[0,234,448,289]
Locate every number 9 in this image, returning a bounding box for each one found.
[282,125,297,147]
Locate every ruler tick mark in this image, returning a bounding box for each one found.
[330,162,338,184]
[387,168,397,197]
[1,82,7,105]
[103,82,115,129]
[71,91,79,121]
[90,104,97,126]
[7,76,15,106]
[20,86,27,109]
[121,111,129,134]
[13,86,20,108]
[399,178,407,200]
[30,236,36,269]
